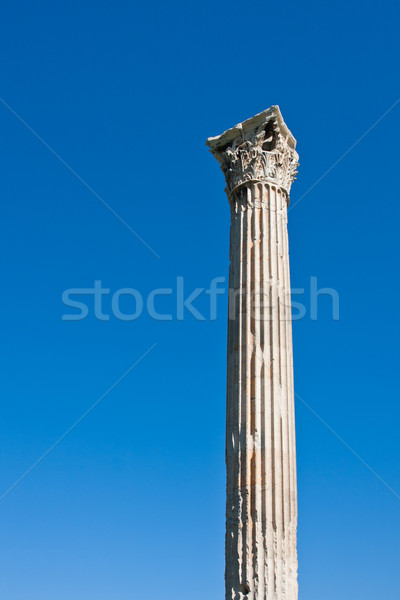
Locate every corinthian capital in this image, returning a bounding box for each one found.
[206,106,299,198]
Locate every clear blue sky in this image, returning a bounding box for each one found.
[0,1,399,598]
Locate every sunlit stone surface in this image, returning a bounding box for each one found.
[207,107,299,600]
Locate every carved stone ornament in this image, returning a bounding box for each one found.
[206,106,299,198]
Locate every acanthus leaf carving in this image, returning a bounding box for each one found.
[209,114,299,198]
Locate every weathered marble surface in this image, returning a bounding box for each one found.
[207,107,299,600]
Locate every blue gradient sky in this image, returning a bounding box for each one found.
[0,1,399,599]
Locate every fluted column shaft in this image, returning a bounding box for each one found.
[226,183,297,600]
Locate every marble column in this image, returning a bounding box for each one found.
[206,107,299,600]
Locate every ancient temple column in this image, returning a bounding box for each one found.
[206,107,299,600]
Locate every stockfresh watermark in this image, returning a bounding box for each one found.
[61,277,339,322]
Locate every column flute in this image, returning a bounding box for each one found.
[207,107,300,600]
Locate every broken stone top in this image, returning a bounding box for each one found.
[206,106,299,197]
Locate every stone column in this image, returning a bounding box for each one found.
[206,107,299,600]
